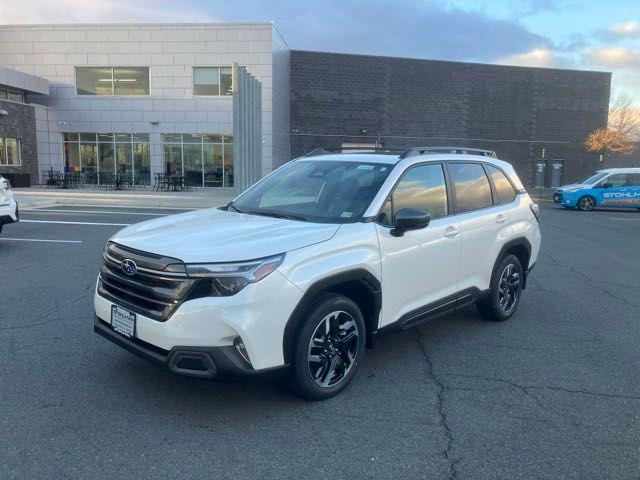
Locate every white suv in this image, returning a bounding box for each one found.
[0,175,18,234]
[94,148,541,399]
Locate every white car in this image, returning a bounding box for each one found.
[94,147,541,399]
[0,175,18,234]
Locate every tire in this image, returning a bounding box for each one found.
[290,294,366,400]
[577,196,595,211]
[477,254,524,322]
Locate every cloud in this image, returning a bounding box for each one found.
[200,0,551,63]
[0,0,552,64]
[495,48,557,68]
[0,0,210,23]
[609,20,640,38]
[585,46,640,68]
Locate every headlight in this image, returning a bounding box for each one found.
[185,254,285,296]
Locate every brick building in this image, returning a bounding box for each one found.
[290,50,611,188]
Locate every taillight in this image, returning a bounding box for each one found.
[530,203,540,221]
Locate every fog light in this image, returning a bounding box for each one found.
[234,337,251,365]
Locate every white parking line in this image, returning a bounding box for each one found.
[20,219,130,227]
[0,237,82,244]
[609,217,640,221]
[22,209,167,216]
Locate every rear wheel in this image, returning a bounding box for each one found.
[290,294,365,400]
[577,196,595,211]
[477,254,523,322]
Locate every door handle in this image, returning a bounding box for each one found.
[443,226,460,238]
[496,214,507,224]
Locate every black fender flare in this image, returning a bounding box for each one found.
[493,237,533,290]
[282,269,382,364]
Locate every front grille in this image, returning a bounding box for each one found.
[98,242,202,321]
[553,192,563,203]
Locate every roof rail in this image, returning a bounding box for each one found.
[304,146,404,157]
[399,146,497,159]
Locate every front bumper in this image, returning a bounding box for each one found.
[94,268,302,372]
[553,192,577,206]
[94,315,288,379]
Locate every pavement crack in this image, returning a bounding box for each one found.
[415,328,460,480]
[442,373,640,402]
[542,251,640,309]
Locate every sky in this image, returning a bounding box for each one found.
[1,0,638,102]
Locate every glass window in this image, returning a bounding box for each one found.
[64,142,80,172]
[603,174,627,187]
[183,143,203,187]
[223,141,234,188]
[76,67,149,95]
[133,142,150,186]
[0,90,6,100]
[76,67,113,95]
[193,67,221,96]
[204,143,223,187]
[579,171,608,185]
[2,138,21,166]
[114,67,149,95]
[486,165,516,204]
[379,163,448,225]
[625,173,640,186]
[220,67,233,95]
[0,138,3,164]
[115,142,132,175]
[8,91,23,103]
[449,162,493,213]
[63,132,149,186]
[233,160,392,223]
[98,141,114,181]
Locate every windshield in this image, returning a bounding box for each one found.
[578,171,608,185]
[230,160,393,223]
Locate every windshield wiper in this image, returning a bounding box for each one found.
[226,202,244,213]
[245,209,308,221]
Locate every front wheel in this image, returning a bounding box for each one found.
[290,294,365,400]
[477,254,524,321]
[577,196,595,211]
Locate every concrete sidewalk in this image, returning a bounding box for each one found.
[13,187,237,209]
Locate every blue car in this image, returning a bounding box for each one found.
[553,168,640,211]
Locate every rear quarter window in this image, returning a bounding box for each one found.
[486,165,516,204]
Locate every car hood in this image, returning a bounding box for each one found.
[557,183,584,191]
[110,207,340,263]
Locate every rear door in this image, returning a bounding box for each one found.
[376,163,462,327]
[598,173,630,207]
[447,162,508,293]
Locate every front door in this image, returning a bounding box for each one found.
[598,173,640,207]
[376,163,461,327]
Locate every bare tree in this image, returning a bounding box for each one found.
[584,93,640,160]
[608,93,640,140]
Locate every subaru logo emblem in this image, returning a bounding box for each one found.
[121,259,138,276]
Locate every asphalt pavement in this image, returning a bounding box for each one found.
[1,202,639,479]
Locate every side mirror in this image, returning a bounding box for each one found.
[391,208,431,237]
[601,182,613,189]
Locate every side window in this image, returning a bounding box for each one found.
[379,163,448,225]
[448,162,493,213]
[486,165,516,204]
[625,173,640,186]
[604,174,627,187]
